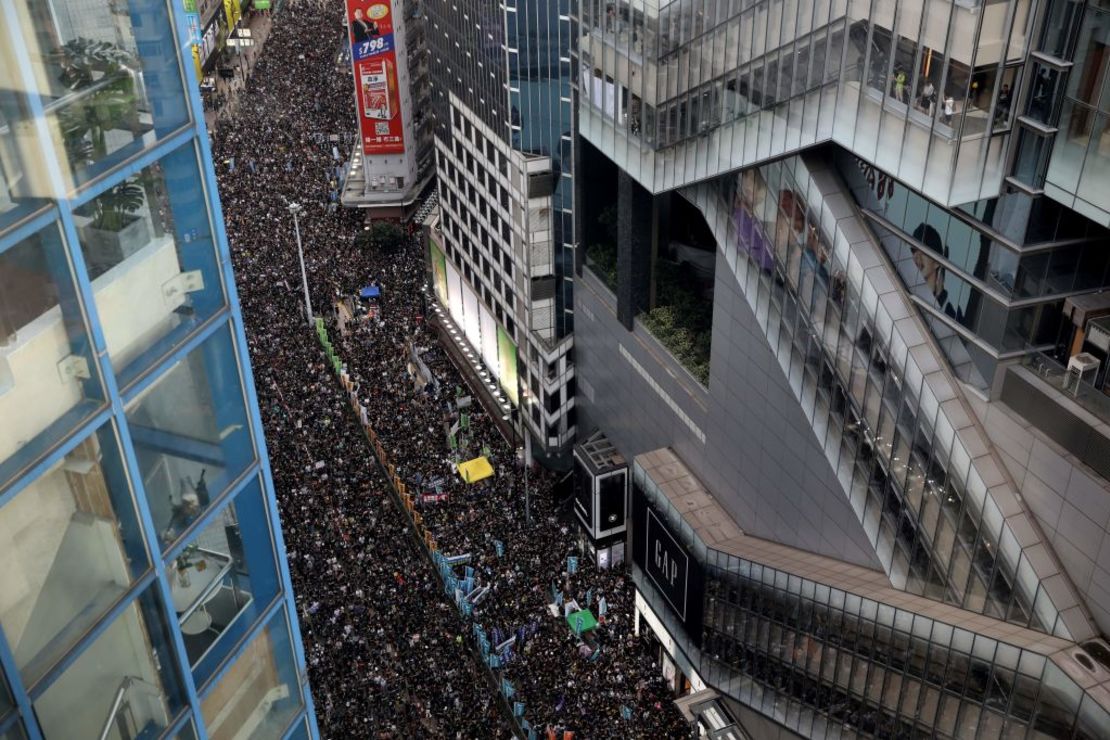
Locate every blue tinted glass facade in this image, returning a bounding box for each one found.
[0,0,316,735]
[507,0,577,334]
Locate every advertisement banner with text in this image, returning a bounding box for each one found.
[346,0,405,155]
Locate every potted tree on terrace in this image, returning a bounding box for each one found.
[77,177,151,278]
[52,38,142,170]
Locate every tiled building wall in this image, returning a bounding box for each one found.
[575,256,883,568]
[966,386,1110,636]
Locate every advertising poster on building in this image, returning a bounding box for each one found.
[346,0,405,155]
[496,326,519,406]
[429,236,449,307]
[631,483,704,646]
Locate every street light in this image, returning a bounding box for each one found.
[288,202,313,327]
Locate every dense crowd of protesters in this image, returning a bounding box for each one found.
[212,0,690,737]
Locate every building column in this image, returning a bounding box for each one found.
[616,171,656,329]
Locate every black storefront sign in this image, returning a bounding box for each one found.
[632,484,704,646]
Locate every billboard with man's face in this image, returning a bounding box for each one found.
[346,0,405,155]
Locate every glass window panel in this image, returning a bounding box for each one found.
[0,421,148,685]
[1040,0,1083,58]
[285,718,311,740]
[1076,111,1110,213]
[10,0,191,189]
[0,224,105,489]
[1011,127,1052,188]
[77,146,227,383]
[170,477,279,682]
[1067,9,1110,108]
[1048,100,1094,193]
[1026,63,1066,124]
[1075,692,1110,740]
[126,324,255,550]
[33,586,186,739]
[1032,663,1080,737]
[0,61,55,234]
[200,611,303,740]
[168,720,197,740]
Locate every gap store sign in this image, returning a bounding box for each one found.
[632,484,704,646]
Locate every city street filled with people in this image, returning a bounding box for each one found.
[211,0,690,737]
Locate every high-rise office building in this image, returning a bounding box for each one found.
[571,0,1110,736]
[0,0,315,736]
[424,0,578,461]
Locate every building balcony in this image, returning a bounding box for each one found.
[1002,353,1110,482]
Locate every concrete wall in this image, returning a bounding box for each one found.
[574,253,881,569]
[967,388,1110,637]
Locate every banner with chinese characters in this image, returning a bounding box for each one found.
[346,0,405,154]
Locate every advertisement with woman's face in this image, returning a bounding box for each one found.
[910,222,965,322]
[731,169,775,273]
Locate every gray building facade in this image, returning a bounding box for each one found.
[426,0,579,458]
[572,0,1110,736]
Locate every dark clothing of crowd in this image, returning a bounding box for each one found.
[212,1,690,737]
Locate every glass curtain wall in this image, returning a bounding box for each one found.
[579,0,1033,206]
[697,156,1073,637]
[634,466,1110,740]
[1045,2,1110,221]
[0,0,314,733]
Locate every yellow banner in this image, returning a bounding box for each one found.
[223,0,241,29]
[191,45,202,81]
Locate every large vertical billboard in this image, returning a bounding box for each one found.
[346,0,406,155]
[429,236,448,307]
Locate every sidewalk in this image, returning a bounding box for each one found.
[203,9,275,133]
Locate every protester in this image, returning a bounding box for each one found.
[214,1,689,736]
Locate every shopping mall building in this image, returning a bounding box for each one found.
[569,0,1110,736]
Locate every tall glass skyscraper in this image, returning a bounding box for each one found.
[0,0,315,736]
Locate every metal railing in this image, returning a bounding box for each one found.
[1022,350,1110,425]
[98,675,166,740]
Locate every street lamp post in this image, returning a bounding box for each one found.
[288,202,313,327]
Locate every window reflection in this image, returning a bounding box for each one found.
[718,158,1043,626]
[10,0,190,188]
[200,612,303,740]
[76,146,226,382]
[33,586,185,739]
[169,478,278,673]
[0,423,149,685]
[0,224,103,491]
[0,61,54,234]
[125,325,255,550]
